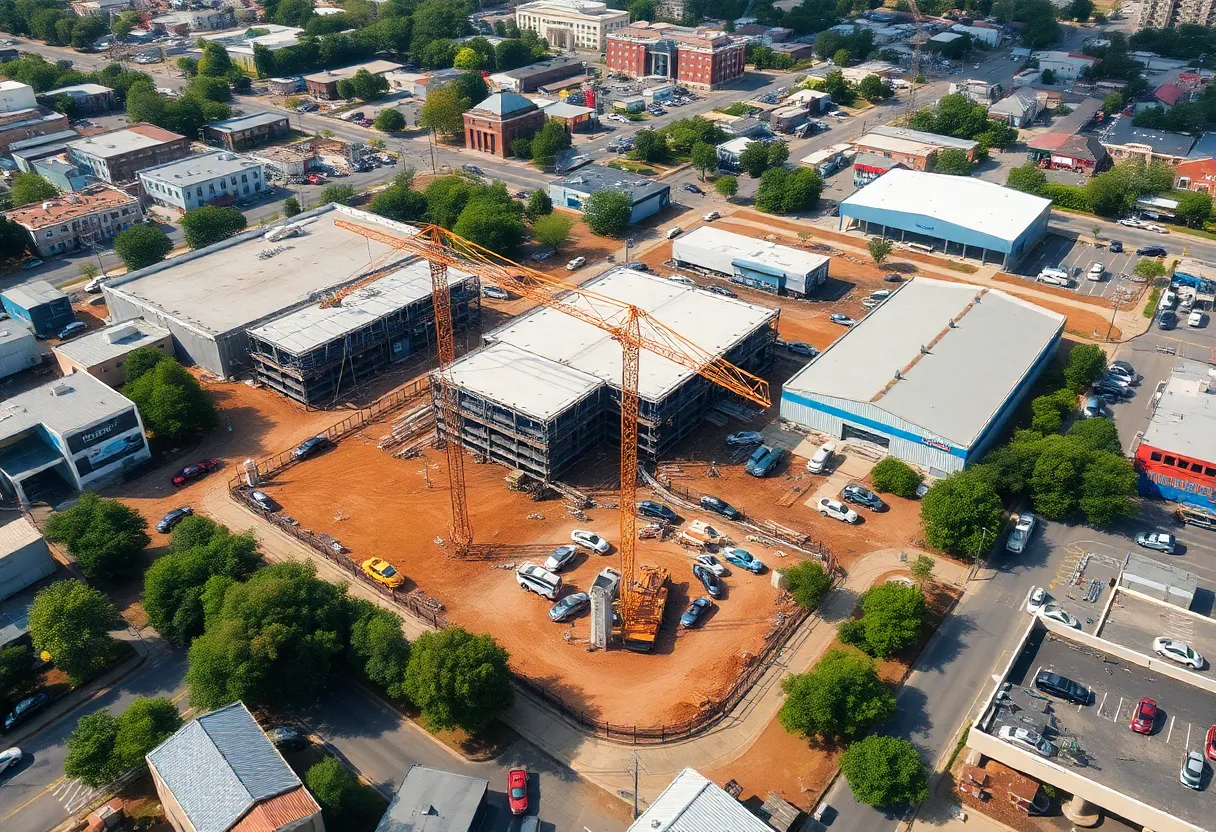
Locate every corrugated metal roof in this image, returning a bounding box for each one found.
[229,786,320,832]
[375,765,488,832]
[628,768,771,832]
[146,702,302,832]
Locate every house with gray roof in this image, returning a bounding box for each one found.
[147,702,324,832]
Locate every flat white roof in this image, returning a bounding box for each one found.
[138,150,262,188]
[444,341,603,422]
[54,318,170,368]
[1142,359,1216,464]
[840,168,1052,245]
[0,371,137,442]
[717,137,755,154]
[675,226,829,275]
[783,277,1064,446]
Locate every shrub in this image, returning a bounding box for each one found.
[870,458,923,499]
[784,560,831,611]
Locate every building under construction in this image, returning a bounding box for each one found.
[435,268,779,481]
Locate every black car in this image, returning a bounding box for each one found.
[684,183,703,194]
[1034,670,1090,705]
[680,597,713,628]
[626,262,650,272]
[700,494,742,521]
[692,564,723,599]
[266,726,307,751]
[883,273,905,283]
[1108,239,1123,253]
[249,490,280,512]
[156,506,193,533]
[638,500,678,523]
[1093,381,1133,399]
[707,285,737,298]
[841,484,885,511]
[1158,309,1177,331]
[3,692,49,732]
[1137,245,1167,257]
[292,435,330,460]
[549,592,591,622]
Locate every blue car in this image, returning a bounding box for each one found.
[681,597,713,628]
[549,592,590,622]
[722,548,765,574]
[638,501,678,523]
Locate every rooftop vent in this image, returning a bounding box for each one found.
[106,324,140,344]
[50,382,72,396]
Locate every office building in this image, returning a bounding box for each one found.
[607,22,746,89]
[515,0,630,51]
[66,123,191,185]
[139,151,265,212]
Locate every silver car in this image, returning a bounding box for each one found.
[1181,750,1205,789]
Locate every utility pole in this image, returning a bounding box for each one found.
[427,127,438,175]
[632,753,639,819]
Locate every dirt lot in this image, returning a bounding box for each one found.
[256,425,798,727]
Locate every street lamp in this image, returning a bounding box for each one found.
[968,525,996,581]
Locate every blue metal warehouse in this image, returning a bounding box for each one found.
[1,280,75,338]
[838,168,1052,268]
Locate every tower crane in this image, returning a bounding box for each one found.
[332,219,771,632]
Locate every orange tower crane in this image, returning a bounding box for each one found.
[332,219,771,624]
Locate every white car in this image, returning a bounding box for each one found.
[818,498,859,524]
[566,257,586,270]
[1153,637,1205,669]
[1039,604,1081,629]
[1087,262,1104,281]
[1148,224,1169,234]
[0,747,20,775]
[1119,218,1143,227]
[667,274,696,286]
[998,725,1057,757]
[570,529,610,554]
[1026,586,1047,615]
[703,211,720,222]
[692,553,727,576]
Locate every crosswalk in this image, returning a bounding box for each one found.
[1161,610,1196,643]
[53,779,104,815]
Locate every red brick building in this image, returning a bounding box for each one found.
[463,91,546,158]
[606,22,745,90]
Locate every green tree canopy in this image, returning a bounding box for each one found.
[868,238,892,266]
[320,184,358,205]
[531,212,574,250]
[870,458,923,498]
[305,757,387,831]
[1078,450,1138,525]
[123,345,171,385]
[630,128,668,164]
[755,167,823,214]
[181,205,247,249]
[857,74,893,101]
[909,555,935,585]
[784,560,832,611]
[283,196,302,217]
[114,224,173,272]
[582,190,632,236]
[525,189,553,220]
[841,735,929,807]
[845,582,927,658]
[374,108,406,131]
[198,41,234,77]
[530,121,572,168]
[370,181,428,224]
[1066,417,1122,454]
[933,148,973,176]
[29,579,118,683]
[66,697,186,788]
[10,172,59,207]
[419,85,468,137]
[778,649,896,742]
[690,141,717,179]
[715,175,738,198]
[738,140,772,178]
[0,644,35,705]
[347,600,410,699]
[1175,190,1213,228]
[919,468,1005,558]
[122,355,218,449]
[403,626,514,734]
[1006,162,1047,195]
[1063,343,1107,391]
[44,492,150,581]
[452,186,526,254]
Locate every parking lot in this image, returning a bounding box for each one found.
[1027,552,1121,634]
[1013,234,1145,302]
[1100,591,1216,674]
[991,629,1216,828]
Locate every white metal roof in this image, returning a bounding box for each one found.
[628,768,772,832]
[673,226,829,276]
[1142,358,1216,465]
[839,168,1052,245]
[54,318,170,368]
[0,370,138,443]
[138,150,262,188]
[443,341,603,422]
[783,277,1064,447]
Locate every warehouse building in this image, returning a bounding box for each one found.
[0,515,54,601]
[1,280,74,338]
[838,168,1051,267]
[0,325,42,380]
[1133,358,1216,511]
[672,226,829,297]
[781,278,1064,476]
[103,205,477,385]
[435,268,778,481]
[548,165,670,225]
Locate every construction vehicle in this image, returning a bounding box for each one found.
[331,220,770,647]
[615,565,669,652]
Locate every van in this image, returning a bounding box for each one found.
[806,442,836,474]
[745,445,784,477]
[679,519,724,548]
[666,227,683,240]
[1037,268,1070,286]
[516,562,562,599]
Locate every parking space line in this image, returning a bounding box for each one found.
[1168,715,1175,744]
[1186,722,1192,749]
[1097,691,1108,718]
[1113,697,1124,722]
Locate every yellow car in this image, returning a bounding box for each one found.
[361,557,403,588]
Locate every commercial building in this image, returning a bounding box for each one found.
[28,153,90,192]
[201,25,304,71]
[1174,157,1216,194]
[435,268,778,481]
[303,60,403,100]
[537,99,597,132]
[851,126,978,171]
[490,56,586,93]
[515,0,630,51]
[0,107,70,155]
[148,702,324,832]
[247,259,479,406]
[785,88,831,112]
[1,281,74,338]
[151,8,234,33]
[10,130,79,172]
[548,164,671,224]
[267,77,303,96]
[0,516,54,602]
[781,278,1064,476]
[770,41,815,61]
[606,22,746,89]
[462,92,546,159]
[771,103,809,132]
[0,325,41,380]
[1100,118,1196,165]
[853,152,906,187]
[628,768,772,832]
[203,112,290,151]
[988,89,1041,128]
[839,168,1052,267]
[951,21,1001,46]
[949,78,1003,104]
[716,136,757,170]
[66,123,191,186]
[0,81,36,113]
[53,319,173,386]
[5,185,144,259]
[1134,359,1216,511]
[1030,50,1098,81]
[40,83,116,114]
[373,766,488,832]
[1136,0,1215,30]
[672,226,829,296]
[1026,133,1110,175]
[138,151,265,212]
[0,371,151,507]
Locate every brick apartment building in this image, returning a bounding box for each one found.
[66,123,190,186]
[6,184,144,257]
[0,107,70,155]
[463,92,546,158]
[606,22,745,89]
[203,112,290,151]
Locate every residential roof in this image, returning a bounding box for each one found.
[0,370,139,443]
[303,59,403,83]
[1055,133,1108,164]
[374,765,489,832]
[1186,131,1216,161]
[468,91,537,117]
[2,280,65,309]
[1102,118,1195,158]
[206,112,289,133]
[5,185,138,231]
[67,122,185,159]
[628,768,771,832]
[53,318,170,368]
[43,83,112,97]
[0,109,68,134]
[989,89,1037,118]
[1175,157,1216,188]
[552,164,669,206]
[868,125,979,151]
[839,168,1052,245]
[1153,82,1185,106]
[783,277,1064,447]
[1142,358,1216,465]
[138,150,262,188]
[146,702,315,832]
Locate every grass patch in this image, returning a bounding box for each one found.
[607,160,658,176]
[1144,286,1161,317]
[945,721,972,772]
[716,102,752,116]
[935,259,979,274]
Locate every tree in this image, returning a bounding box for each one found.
[531,212,574,250]
[109,697,182,776]
[1102,92,1124,115]
[690,141,717,180]
[319,184,358,205]
[715,175,738,198]
[419,85,468,138]
[525,189,552,220]
[351,68,389,100]
[453,46,482,70]
[824,69,855,105]
[370,182,428,223]
[114,224,173,272]
[530,121,572,168]
[627,0,656,20]
[65,698,183,788]
[186,75,231,103]
[10,172,58,206]
[176,57,199,79]
[833,47,851,66]
[0,215,28,260]
[1078,451,1137,525]
[1030,394,1065,434]
[784,560,831,611]
[1029,433,1089,519]
[850,583,926,658]
[197,41,233,78]
[1067,417,1122,455]
[347,601,409,699]
[123,345,171,385]
[403,626,513,734]
[778,649,896,742]
[180,205,247,250]
[44,492,150,581]
[283,196,302,217]
[374,108,406,131]
[868,238,892,266]
[80,263,100,282]
[495,39,534,72]
[841,736,929,808]
[1006,162,1047,195]
[452,190,526,254]
[909,555,935,585]
[122,355,218,448]
[738,140,771,178]
[933,148,973,176]
[1134,258,1167,279]
[305,758,386,831]
[29,580,118,683]
[870,457,923,498]
[582,190,632,236]
[920,468,1005,558]
[1063,343,1107,392]
[630,129,668,164]
[1175,190,1213,228]
[1067,0,1093,20]
[857,74,893,101]
[420,38,458,70]
[0,644,34,704]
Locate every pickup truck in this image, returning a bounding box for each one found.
[1006,512,1037,554]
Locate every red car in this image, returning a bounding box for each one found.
[507,768,528,815]
[1206,725,1216,760]
[1130,697,1157,735]
[172,458,222,486]
[307,173,325,185]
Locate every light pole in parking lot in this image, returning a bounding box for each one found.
[969,526,996,581]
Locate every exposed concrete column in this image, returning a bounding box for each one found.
[1062,795,1101,827]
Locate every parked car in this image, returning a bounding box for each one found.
[1087,262,1105,281]
[156,506,193,533]
[997,725,1057,757]
[1111,360,1137,375]
[461,164,484,176]
[830,313,856,326]
[1137,245,1167,257]
[744,445,784,477]
[172,458,222,486]
[1034,670,1090,705]
[1181,750,1206,789]
[692,553,726,576]
[681,597,713,628]
[788,341,819,357]
[883,273,904,283]
[508,768,529,815]
[1206,725,1216,761]
[19,258,42,270]
[684,183,702,194]
[667,274,696,286]
[707,285,736,297]
[625,262,650,271]
[571,529,610,554]
[1105,364,1139,384]
[1153,637,1204,669]
[1108,239,1123,253]
[703,211,719,221]
[0,746,21,775]
[700,494,742,521]
[1093,380,1133,399]
[638,500,677,523]
[1131,697,1158,734]
[806,442,836,474]
[249,490,280,512]
[482,285,510,300]
[3,693,48,732]
[361,557,404,588]
[726,431,763,446]
[1148,224,1168,234]
[1026,586,1047,614]
[722,547,764,573]
[292,435,329,460]
[818,498,859,524]
[544,544,578,572]
[666,227,683,240]
[1006,512,1037,554]
[566,256,586,270]
[1039,604,1081,629]
[841,483,884,511]
[549,592,590,622]
[1120,217,1144,227]
[1136,531,1176,554]
[1158,309,1178,330]
[55,321,86,340]
[692,563,723,598]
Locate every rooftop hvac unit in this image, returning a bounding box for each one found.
[106,324,139,343]
[50,382,72,396]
